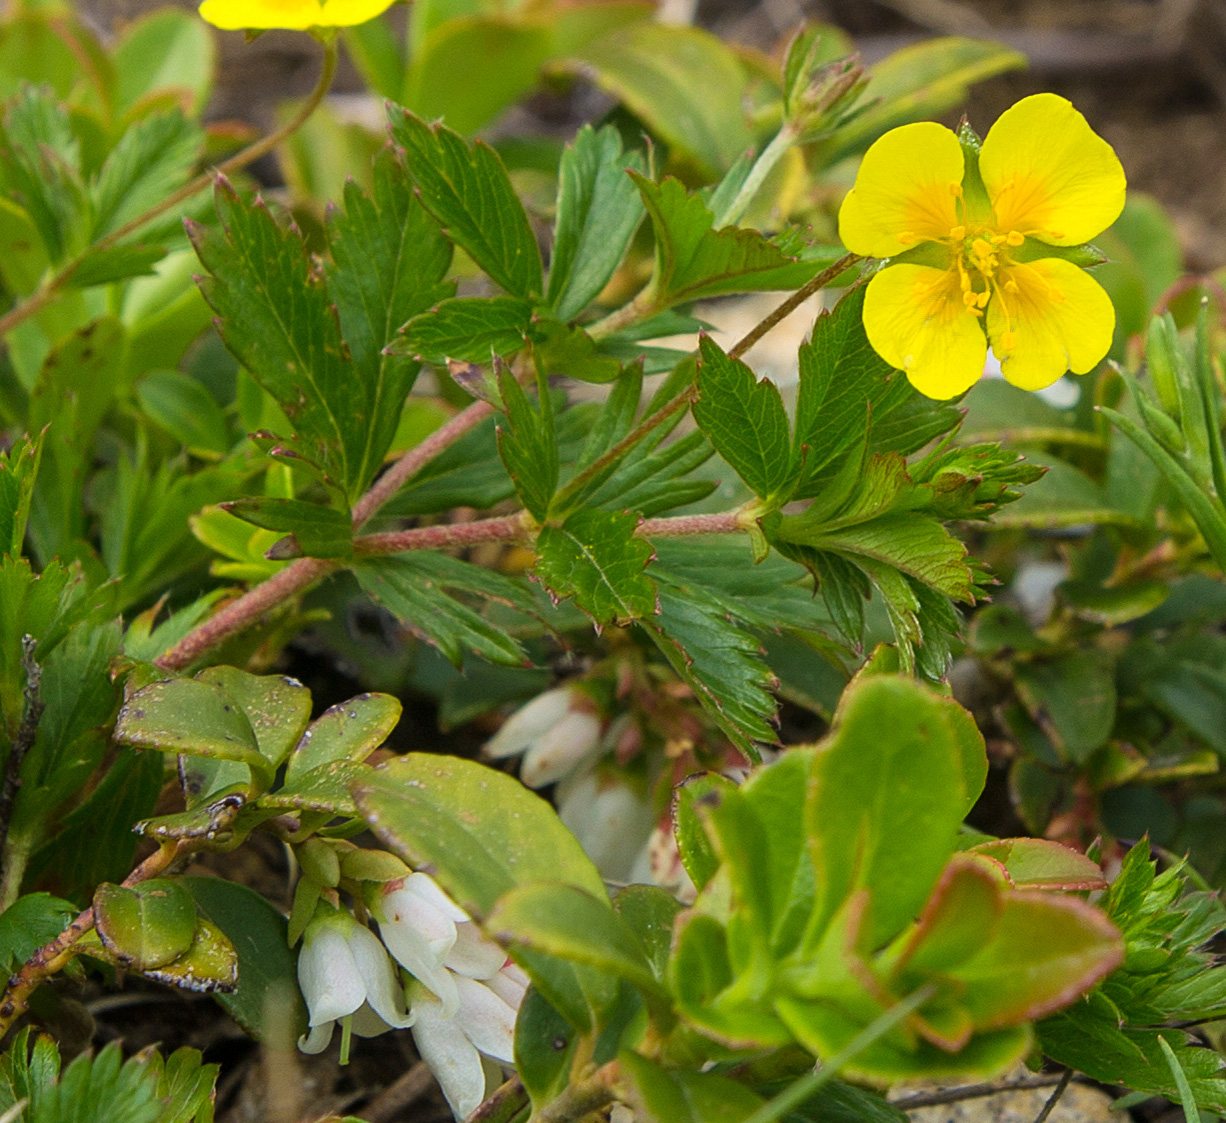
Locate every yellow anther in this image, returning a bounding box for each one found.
[968,306,984,318]
[1004,279,1019,293]
[949,225,966,240]
[897,231,917,246]
[999,330,1018,352]
[971,238,994,259]
[1006,230,1025,246]
[976,290,991,308]
[990,233,1008,245]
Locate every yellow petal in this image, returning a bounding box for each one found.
[979,93,1126,246]
[198,0,396,29]
[838,122,964,258]
[988,259,1115,390]
[862,264,988,400]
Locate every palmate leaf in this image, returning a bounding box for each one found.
[633,173,839,307]
[535,509,656,626]
[546,124,646,322]
[693,335,797,505]
[190,183,362,502]
[326,146,454,487]
[389,106,543,300]
[356,553,537,668]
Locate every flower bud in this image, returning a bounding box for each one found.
[557,766,656,882]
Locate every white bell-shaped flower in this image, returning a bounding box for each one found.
[557,764,656,882]
[484,686,604,788]
[296,909,414,1055]
[410,967,523,1120]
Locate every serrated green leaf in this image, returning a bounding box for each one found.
[326,148,454,487]
[190,183,372,501]
[0,433,42,559]
[223,497,353,560]
[66,242,168,287]
[356,554,532,667]
[388,106,543,299]
[497,366,559,523]
[535,509,655,625]
[393,295,532,364]
[634,174,826,306]
[693,334,795,503]
[547,124,646,321]
[643,579,775,756]
[90,109,202,239]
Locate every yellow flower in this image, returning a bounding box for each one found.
[838,93,1126,400]
[198,0,396,30]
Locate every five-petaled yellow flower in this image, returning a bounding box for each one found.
[198,0,395,30]
[839,93,1126,400]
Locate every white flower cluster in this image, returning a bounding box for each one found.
[296,872,526,1119]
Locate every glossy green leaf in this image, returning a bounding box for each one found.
[535,509,655,625]
[389,106,543,299]
[613,884,683,980]
[0,892,74,973]
[547,124,646,321]
[393,295,531,364]
[515,986,577,1108]
[142,917,239,995]
[969,838,1107,890]
[353,752,606,916]
[93,879,197,971]
[114,676,273,792]
[693,335,795,504]
[285,692,401,782]
[488,881,665,997]
[807,676,968,948]
[622,1051,766,1123]
[195,666,312,771]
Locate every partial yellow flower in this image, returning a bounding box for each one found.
[198,0,396,30]
[838,93,1125,399]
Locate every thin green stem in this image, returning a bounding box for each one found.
[714,125,798,229]
[585,286,660,343]
[741,984,937,1123]
[0,39,340,342]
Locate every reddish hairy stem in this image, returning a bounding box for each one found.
[637,511,744,537]
[354,513,528,556]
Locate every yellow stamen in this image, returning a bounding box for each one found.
[999,330,1018,352]
[949,225,966,240]
[1006,230,1025,246]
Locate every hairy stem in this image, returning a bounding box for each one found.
[728,252,859,360]
[0,40,340,342]
[354,513,530,556]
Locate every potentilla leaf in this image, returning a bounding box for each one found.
[692,335,798,505]
[388,106,543,300]
[497,366,559,523]
[190,182,373,502]
[632,172,841,306]
[223,497,353,559]
[546,123,646,322]
[535,509,656,626]
[326,147,454,486]
[393,295,533,365]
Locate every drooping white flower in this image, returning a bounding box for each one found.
[296,909,414,1055]
[410,968,522,1120]
[484,686,604,788]
[557,764,656,883]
